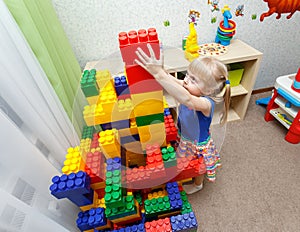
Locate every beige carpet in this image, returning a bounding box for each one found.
[188,92,300,232]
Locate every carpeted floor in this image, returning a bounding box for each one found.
[188,92,300,232]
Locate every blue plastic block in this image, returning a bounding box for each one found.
[114,75,130,96]
[164,108,171,116]
[113,223,145,232]
[106,157,121,172]
[170,212,198,232]
[111,119,130,129]
[68,188,94,207]
[76,210,92,231]
[120,134,140,144]
[101,122,112,131]
[166,182,183,210]
[50,171,91,199]
[88,207,107,228]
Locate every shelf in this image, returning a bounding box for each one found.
[269,108,291,130]
[231,85,248,97]
[274,96,299,118]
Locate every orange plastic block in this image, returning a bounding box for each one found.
[61,147,85,174]
[99,129,121,158]
[131,90,164,117]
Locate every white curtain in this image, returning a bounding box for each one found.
[0,1,80,231]
[0,0,79,167]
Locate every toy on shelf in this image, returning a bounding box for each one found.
[50,27,201,231]
[197,42,228,56]
[265,70,300,144]
[184,22,200,61]
[215,5,236,46]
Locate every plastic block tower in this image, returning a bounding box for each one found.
[49,28,203,231]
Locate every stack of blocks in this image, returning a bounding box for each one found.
[49,28,204,231]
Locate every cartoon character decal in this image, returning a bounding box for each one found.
[235,5,244,17]
[260,0,300,21]
[210,0,220,12]
[188,10,201,26]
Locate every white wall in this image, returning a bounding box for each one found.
[52,0,300,89]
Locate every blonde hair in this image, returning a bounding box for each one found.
[188,56,231,125]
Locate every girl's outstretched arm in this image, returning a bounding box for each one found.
[135,44,211,114]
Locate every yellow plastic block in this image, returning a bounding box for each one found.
[96,70,112,89]
[138,123,166,144]
[83,104,111,126]
[111,98,134,122]
[62,146,85,174]
[86,95,99,105]
[98,89,117,115]
[99,129,121,158]
[80,138,91,156]
[131,90,164,117]
[148,190,168,200]
[95,198,106,209]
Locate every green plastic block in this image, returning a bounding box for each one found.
[105,195,136,220]
[162,146,177,168]
[135,113,164,127]
[144,196,171,217]
[81,125,95,139]
[80,70,99,97]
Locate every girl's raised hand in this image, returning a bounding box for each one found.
[135,43,164,77]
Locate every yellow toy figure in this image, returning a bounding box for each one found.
[184,22,200,62]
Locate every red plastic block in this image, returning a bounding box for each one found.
[164,115,178,143]
[119,28,160,66]
[90,132,100,149]
[126,65,162,94]
[84,151,104,184]
[145,218,172,232]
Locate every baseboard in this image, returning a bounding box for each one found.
[252,87,273,95]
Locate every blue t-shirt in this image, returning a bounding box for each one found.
[177,97,215,143]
